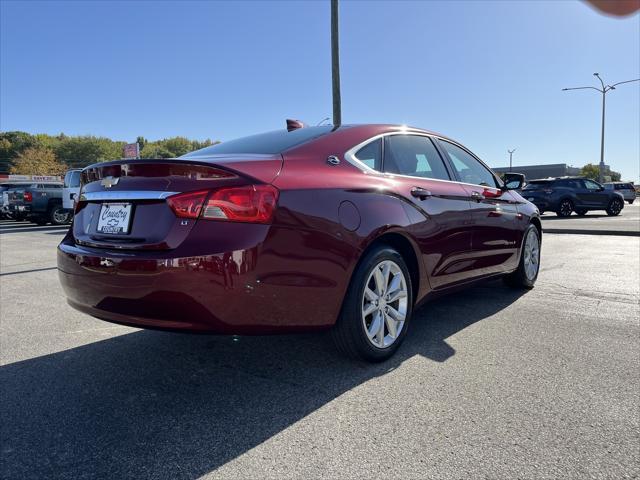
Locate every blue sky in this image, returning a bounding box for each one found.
[1,1,639,180]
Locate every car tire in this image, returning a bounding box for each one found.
[575,209,588,216]
[556,199,573,217]
[49,205,70,225]
[332,245,413,362]
[504,224,540,289]
[606,198,623,216]
[628,200,635,205]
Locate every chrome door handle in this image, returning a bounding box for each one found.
[470,191,484,202]
[411,187,432,200]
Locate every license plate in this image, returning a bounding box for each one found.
[97,203,132,234]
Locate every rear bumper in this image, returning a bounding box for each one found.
[8,204,31,213]
[57,223,342,334]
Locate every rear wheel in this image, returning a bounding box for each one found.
[332,246,413,362]
[556,199,573,217]
[575,208,588,216]
[504,224,540,289]
[606,198,623,216]
[49,205,70,225]
[628,200,635,205]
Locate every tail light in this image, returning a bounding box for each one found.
[167,185,279,224]
[23,192,32,202]
[166,190,208,219]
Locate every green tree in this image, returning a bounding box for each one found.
[580,164,600,180]
[10,146,67,175]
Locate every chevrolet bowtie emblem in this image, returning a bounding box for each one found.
[101,177,119,188]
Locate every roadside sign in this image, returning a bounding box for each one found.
[123,143,139,159]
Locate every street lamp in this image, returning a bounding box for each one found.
[331,0,341,127]
[508,149,516,172]
[562,73,640,182]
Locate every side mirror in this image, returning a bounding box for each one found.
[502,172,525,191]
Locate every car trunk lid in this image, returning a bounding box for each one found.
[73,155,282,250]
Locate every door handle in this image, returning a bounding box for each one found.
[470,191,484,202]
[411,187,432,200]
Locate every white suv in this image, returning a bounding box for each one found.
[604,182,636,204]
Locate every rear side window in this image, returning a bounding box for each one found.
[182,126,334,157]
[560,179,582,189]
[616,183,633,190]
[354,138,382,170]
[523,181,552,190]
[384,135,450,180]
[439,140,497,187]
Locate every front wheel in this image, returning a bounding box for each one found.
[606,198,623,216]
[332,246,413,362]
[556,199,573,217]
[504,224,541,289]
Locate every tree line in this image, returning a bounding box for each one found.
[0,131,218,175]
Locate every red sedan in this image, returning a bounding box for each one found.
[58,123,541,361]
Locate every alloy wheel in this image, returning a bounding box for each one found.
[361,260,408,349]
[53,208,69,224]
[523,228,540,281]
[609,200,622,215]
[559,200,572,217]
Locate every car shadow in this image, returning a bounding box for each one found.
[0,280,527,479]
[541,213,610,220]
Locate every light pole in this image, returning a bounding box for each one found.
[562,73,640,183]
[331,0,341,127]
[508,149,516,172]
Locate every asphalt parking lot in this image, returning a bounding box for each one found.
[541,202,640,236]
[1,213,639,479]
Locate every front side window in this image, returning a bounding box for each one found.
[583,179,601,191]
[354,138,382,170]
[384,135,450,180]
[439,140,497,188]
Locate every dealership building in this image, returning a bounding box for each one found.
[492,163,582,180]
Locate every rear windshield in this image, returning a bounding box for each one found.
[182,126,334,157]
[523,181,552,190]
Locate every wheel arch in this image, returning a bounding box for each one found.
[357,231,422,302]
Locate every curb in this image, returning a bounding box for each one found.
[543,228,640,237]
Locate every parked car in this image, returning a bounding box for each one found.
[1,182,32,219]
[7,182,71,225]
[58,124,541,362]
[522,176,624,217]
[63,169,82,212]
[604,182,636,204]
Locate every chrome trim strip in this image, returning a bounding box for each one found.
[343,131,504,190]
[80,191,178,201]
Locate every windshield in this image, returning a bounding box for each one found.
[64,170,81,188]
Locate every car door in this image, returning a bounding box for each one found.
[436,138,523,276]
[580,179,608,207]
[379,133,474,289]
